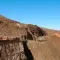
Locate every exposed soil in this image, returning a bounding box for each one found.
[27,35,60,60]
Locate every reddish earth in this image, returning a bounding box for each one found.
[0,15,60,60]
[53,33,60,38]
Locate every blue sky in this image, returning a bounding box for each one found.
[0,0,60,30]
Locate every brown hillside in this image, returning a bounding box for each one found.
[0,15,60,60]
[27,35,60,60]
[0,15,46,40]
[42,27,60,35]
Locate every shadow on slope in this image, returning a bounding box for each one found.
[23,41,34,60]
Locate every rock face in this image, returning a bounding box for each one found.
[0,37,27,60]
[0,15,46,40]
[26,24,46,40]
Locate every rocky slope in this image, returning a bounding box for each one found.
[0,15,60,60]
[0,15,46,40]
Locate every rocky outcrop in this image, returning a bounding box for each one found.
[0,15,46,40]
[0,15,60,60]
[0,15,46,60]
[26,24,46,40]
[0,36,27,60]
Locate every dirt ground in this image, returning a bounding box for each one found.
[27,36,60,60]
